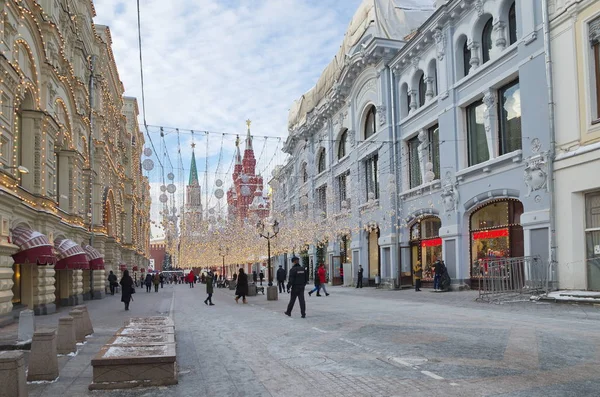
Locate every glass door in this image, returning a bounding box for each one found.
[586,192,600,290]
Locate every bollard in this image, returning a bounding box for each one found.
[17,309,35,343]
[74,305,94,336]
[0,351,27,397]
[266,286,278,301]
[68,309,86,343]
[56,317,77,355]
[27,329,58,382]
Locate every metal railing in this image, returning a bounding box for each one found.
[477,256,552,303]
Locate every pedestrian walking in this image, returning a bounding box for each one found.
[259,270,264,286]
[153,273,160,292]
[413,261,422,292]
[107,271,117,295]
[317,263,329,296]
[276,265,286,293]
[284,256,307,318]
[235,268,248,304]
[252,270,258,284]
[160,273,164,288]
[433,260,443,291]
[233,272,238,282]
[187,270,195,288]
[204,271,215,305]
[356,265,364,288]
[144,273,152,293]
[308,270,321,296]
[120,270,134,311]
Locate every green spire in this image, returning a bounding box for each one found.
[189,150,199,186]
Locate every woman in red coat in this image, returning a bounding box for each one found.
[187,270,195,288]
[317,264,329,296]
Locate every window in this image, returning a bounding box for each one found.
[508,2,517,45]
[364,106,376,139]
[316,185,327,217]
[407,90,412,114]
[482,18,494,64]
[466,100,489,166]
[408,136,421,188]
[0,136,8,162]
[498,80,522,155]
[365,155,379,200]
[428,124,440,180]
[338,129,347,159]
[462,40,471,77]
[337,172,349,210]
[594,42,600,121]
[418,74,427,107]
[317,149,326,173]
[301,163,308,183]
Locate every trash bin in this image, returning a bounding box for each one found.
[375,275,381,288]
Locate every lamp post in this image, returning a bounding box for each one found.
[219,246,229,279]
[256,217,279,287]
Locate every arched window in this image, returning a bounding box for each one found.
[482,18,494,64]
[364,106,376,139]
[462,40,471,77]
[317,149,326,173]
[508,2,517,45]
[301,162,308,183]
[418,73,427,107]
[338,129,347,159]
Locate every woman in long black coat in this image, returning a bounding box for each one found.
[120,270,134,311]
[235,268,248,304]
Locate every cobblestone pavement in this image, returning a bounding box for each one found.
[18,284,600,396]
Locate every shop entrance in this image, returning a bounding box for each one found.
[470,199,524,282]
[585,192,600,290]
[368,228,380,285]
[11,264,21,305]
[409,217,442,286]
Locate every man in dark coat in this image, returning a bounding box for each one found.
[144,273,152,293]
[276,265,286,293]
[204,271,215,305]
[356,265,364,288]
[107,271,118,295]
[235,268,249,304]
[285,256,307,318]
[252,270,258,284]
[120,270,134,311]
[259,270,264,286]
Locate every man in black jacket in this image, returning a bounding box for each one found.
[285,256,307,318]
[356,265,364,288]
[107,271,117,295]
[276,265,286,293]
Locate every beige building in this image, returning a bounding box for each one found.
[0,0,150,324]
[550,0,600,290]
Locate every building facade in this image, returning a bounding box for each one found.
[550,0,600,290]
[272,0,552,289]
[0,0,150,323]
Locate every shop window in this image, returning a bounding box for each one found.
[466,100,489,166]
[410,217,442,281]
[338,129,347,159]
[508,2,517,45]
[418,73,427,107]
[408,136,421,188]
[498,80,522,154]
[365,154,379,200]
[317,149,326,174]
[337,172,349,210]
[585,192,600,290]
[364,106,377,139]
[316,185,327,218]
[428,124,440,180]
[482,18,494,64]
[591,18,600,122]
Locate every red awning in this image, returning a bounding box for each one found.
[11,226,56,265]
[132,266,139,271]
[54,238,89,270]
[119,263,127,271]
[82,244,105,270]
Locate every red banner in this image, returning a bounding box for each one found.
[473,228,509,240]
[421,238,442,247]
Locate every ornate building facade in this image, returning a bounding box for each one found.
[271,0,552,289]
[227,121,269,224]
[0,0,150,323]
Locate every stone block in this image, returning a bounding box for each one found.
[247,283,257,296]
[107,333,175,346]
[0,351,27,397]
[56,316,76,355]
[68,309,86,343]
[266,286,278,301]
[228,281,236,290]
[126,316,174,327]
[74,305,94,335]
[27,329,58,382]
[17,309,34,342]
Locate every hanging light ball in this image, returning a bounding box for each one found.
[160,185,167,192]
[167,184,177,193]
[142,159,154,171]
[214,189,224,199]
[215,179,223,187]
[167,172,175,180]
[171,207,177,214]
[143,147,153,157]
[159,193,168,203]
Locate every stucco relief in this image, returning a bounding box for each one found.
[433,29,445,61]
[356,79,376,106]
[376,105,386,125]
[524,153,548,197]
[440,172,459,213]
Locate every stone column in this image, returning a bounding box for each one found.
[483,89,498,159]
[0,351,27,397]
[494,20,507,51]
[468,40,480,72]
[70,269,83,305]
[92,268,105,299]
[33,265,56,315]
[0,241,18,325]
[408,89,418,113]
[425,76,435,101]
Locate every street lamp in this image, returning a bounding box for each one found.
[256,217,279,287]
[3,165,29,174]
[219,245,229,279]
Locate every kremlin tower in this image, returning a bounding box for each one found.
[183,145,203,234]
[227,120,269,224]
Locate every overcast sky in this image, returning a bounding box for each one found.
[92,0,363,238]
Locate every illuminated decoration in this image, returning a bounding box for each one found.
[214,189,224,199]
[167,172,175,180]
[473,228,509,240]
[143,148,153,156]
[215,179,223,187]
[160,185,167,192]
[142,158,154,171]
[166,184,176,193]
[421,238,442,247]
[159,194,168,203]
